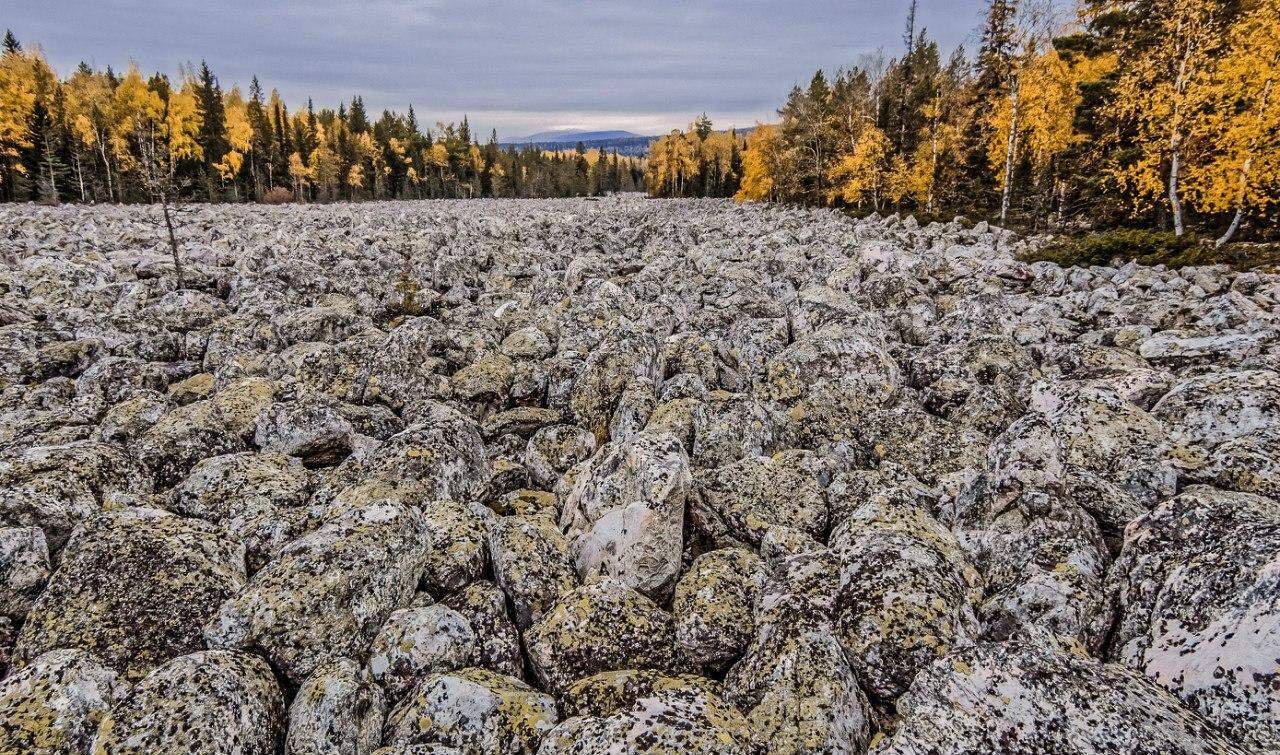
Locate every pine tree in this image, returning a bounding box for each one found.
[459,115,472,146]
[246,77,270,197]
[29,99,69,202]
[895,0,920,152]
[305,98,317,155]
[693,113,713,140]
[779,71,838,203]
[2,30,19,54]
[349,95,369,133]
[195,61,228,198]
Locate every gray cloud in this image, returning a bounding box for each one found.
[10,1,991,137]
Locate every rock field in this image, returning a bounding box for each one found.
[0,195,1277,754]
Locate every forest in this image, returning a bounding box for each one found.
[645,0,1279,248]
[3,0,1277,249]
[0,31,646,205]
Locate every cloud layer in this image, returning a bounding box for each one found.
[11,1,990,137]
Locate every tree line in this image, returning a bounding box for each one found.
[0,32,646,205]
[660,0,1279,247]
[644,114,746,199]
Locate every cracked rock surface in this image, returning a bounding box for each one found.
[0,197,1277,753]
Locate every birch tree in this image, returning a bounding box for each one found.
[1186,0,1280,245]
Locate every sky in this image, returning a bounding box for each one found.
[8,1,994,139]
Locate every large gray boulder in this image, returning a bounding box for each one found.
[872,640,1249,755]
[91,650,285,755]
[206,498,429,684]
[383,668,557,755]
[1107,486,1280,752]
[559,430,691,601]
[539,671,752,754]
[14,508,246,682]
[287,658,386,755]
[524,578,677,694]
[487,513,578,630]
[0,649,124,755]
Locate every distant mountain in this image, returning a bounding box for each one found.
[499,125,757,158]
[499,129,659,157]
[507,129,648,144]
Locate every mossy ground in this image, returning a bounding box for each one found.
[1021,228,1280,271]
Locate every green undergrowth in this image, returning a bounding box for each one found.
[1023,228,1280,271]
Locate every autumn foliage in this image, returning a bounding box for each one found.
[0,33,647,204]
[668,0,1280,246]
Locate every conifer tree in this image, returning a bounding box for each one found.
[195,61,228,198]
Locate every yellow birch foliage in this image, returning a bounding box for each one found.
[64,67,113,152]
[736,124,782,202]
[288,151,310,187]
[216,86,252,180]
[1185,0,1280,217]
[165,79,203,164]
[829,126,892,207]
[426,142,449,180]
[645,130,697,196]
[1104,0,1225,212]
[0,56,36,169]
[896,95,963,209]
[702,131,736,181]
[1020,49,1082,176]
[0,47,49,171]
[110,64,163,171]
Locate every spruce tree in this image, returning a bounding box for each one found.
[2,30,19,54]
[348,96,369,134]
[305,99,318,155]
[196,62,228,198]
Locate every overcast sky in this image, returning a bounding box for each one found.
[8,1,993,139]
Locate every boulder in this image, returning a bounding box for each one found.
[441,581,525,678]
[14,508,245,682]
[524,578,677,694]
[559,430,691,600]
[169,450,311,572]
[0,525,50,619]
[419,499,490,595]
[254,393,356,467]
[673,548,764,671]
[364,403,491,501]
[487,514,578,630]
[287,658,386,755]
[1107,486,1280,752]
[692,450,828,547]
[524,425,596,491]
[539,671,752,754]
[383,668,557,755]
[92,650,284,755]
[724,608,873,754]
[206,498,429,684]
[368,606,478,703]
[0,649,124,755]
[872,640,1249,755]
[829,495,982,701]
